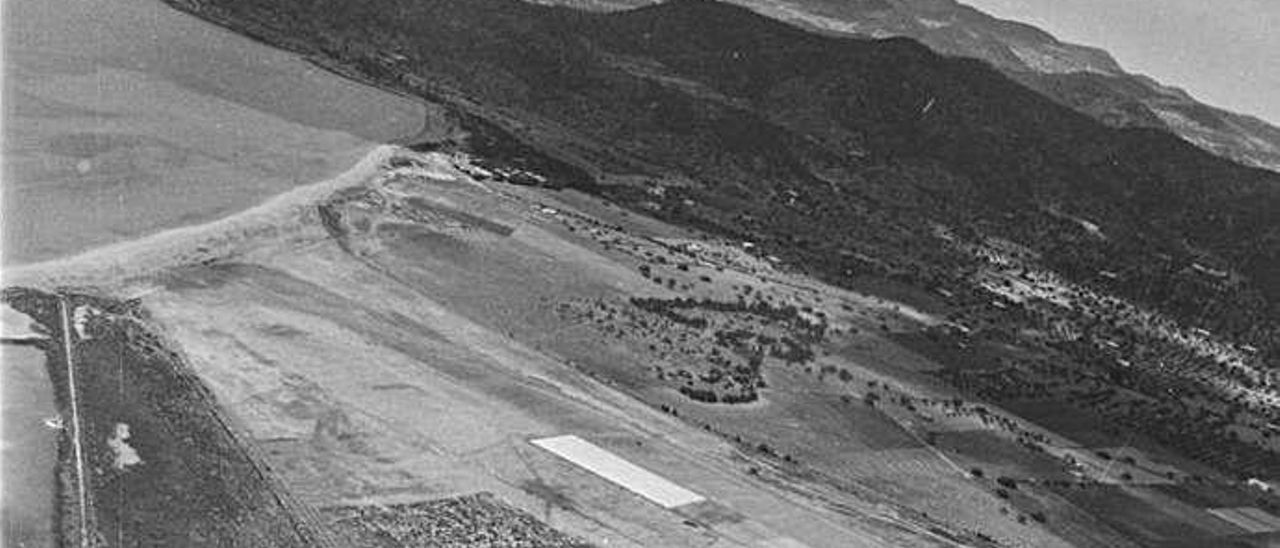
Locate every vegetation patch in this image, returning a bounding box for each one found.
[558,295,830,404]
[324,493,593,548]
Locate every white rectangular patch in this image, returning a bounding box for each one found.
[532,435,705,508]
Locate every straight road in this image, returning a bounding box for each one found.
[59,295,90,547]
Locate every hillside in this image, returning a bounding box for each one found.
[535,0,1280,173]
[164,0,1280,479]
[164,0,1279,349]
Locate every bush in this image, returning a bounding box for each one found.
[679,386,718,403]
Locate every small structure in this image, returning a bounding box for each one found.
[1247,478,1275,493]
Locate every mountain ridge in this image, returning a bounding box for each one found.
[532,0,1280,173]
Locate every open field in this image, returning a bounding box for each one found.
[2,0,426,265]
[999,400,1123,448]
[1045,484,1249,547]
[105,149,1075,548]
[127,184,902,547]
[10,142,1276,547]
[932,430,1071,481]
[4,149,999,546]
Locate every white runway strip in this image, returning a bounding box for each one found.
[532,435,705,509]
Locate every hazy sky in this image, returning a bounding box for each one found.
[962,0,1280,126]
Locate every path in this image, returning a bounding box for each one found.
[59,295,90,547]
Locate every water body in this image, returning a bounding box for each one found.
[3,0,427,265]
[1,344,56,548]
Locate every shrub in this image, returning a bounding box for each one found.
[679,386,718,403]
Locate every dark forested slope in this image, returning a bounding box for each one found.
[165,0,1280,356]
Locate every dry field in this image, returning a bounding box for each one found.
[50,148,1038,547]
[14,145,1269,547]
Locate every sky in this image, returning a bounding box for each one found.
[961,0,1280,126]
